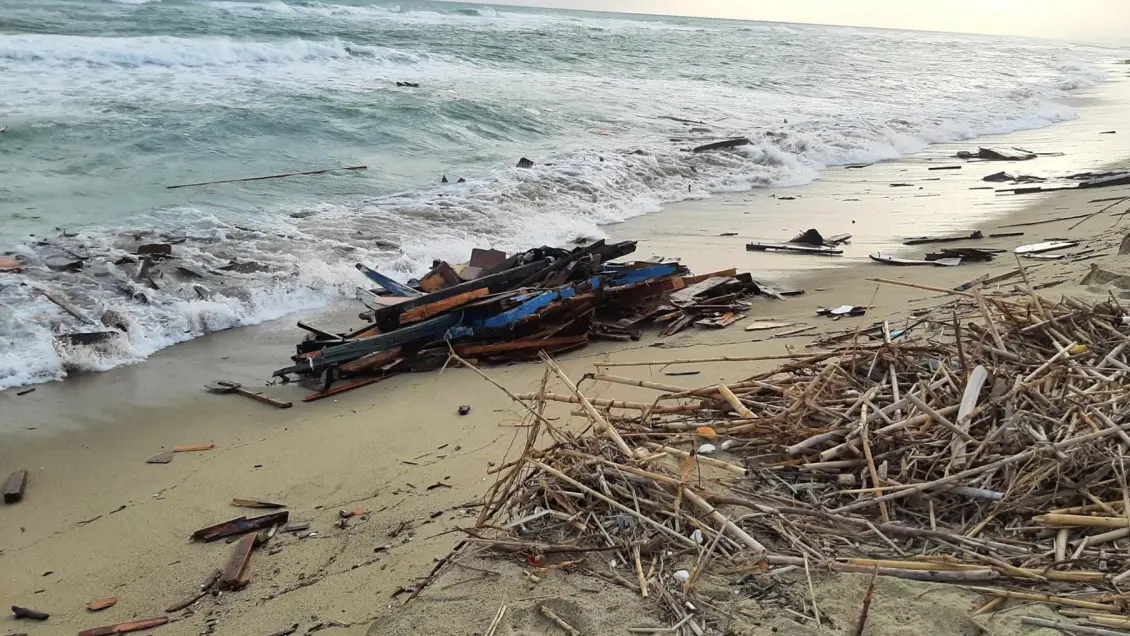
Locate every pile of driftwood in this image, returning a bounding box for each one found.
[453,280,1130,634]
[275,240,781,400]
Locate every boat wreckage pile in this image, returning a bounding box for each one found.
[442,282,1130,633]
[274,240,797,398]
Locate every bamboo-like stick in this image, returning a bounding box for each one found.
[967,588,1119,612]
[594,352,833,368]
[831,421,1130,514]
[1034,514,1130,528]
[717,384,756,418]
[541,354,634,458]
[905,394,974,442]
[540,606,580,636]
[682,488,767,553]
[767,556,998,583]
[516,392,701,413]
[1021,616,1130,636]
[531,460,697,548]
[588,373,690,394]
[642,443,748,476]
[859,401,889,523]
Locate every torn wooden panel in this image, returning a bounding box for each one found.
[3,469,28,503]
[469,248,507,271]
[417,261,462,292]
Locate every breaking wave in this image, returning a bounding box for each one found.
[0,0,1117,389]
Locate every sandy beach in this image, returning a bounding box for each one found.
[4,73,1130,636]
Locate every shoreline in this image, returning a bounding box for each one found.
[3,145,1130,635]
[2,64,1127,393]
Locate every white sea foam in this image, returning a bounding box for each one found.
[0,0,1118,390]
[0,34,368,67]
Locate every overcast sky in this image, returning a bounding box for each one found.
[479,0,1130,43]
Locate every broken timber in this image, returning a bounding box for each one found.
[219,533,257,590]
[192,510,289,542]
[3,469,28,503]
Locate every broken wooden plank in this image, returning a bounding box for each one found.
[205,381,293,409]
[355,264,423,298]
[454,335,589,358]
[746,242,842,255]
[191,510,289,542]
[903,230,983,246]
[78,616,169,636]
[399,287,490,324]
[745,321,794,332]
[166,166,366,189]
[3,469,28,504]
[231,498,286,509]
[302,376,389,402]
[692,138,750,153]
[338,347,403,376]
[38,288,96,324]
[173,444,214,453]
[57,332,119,346]
[219,533,257,590]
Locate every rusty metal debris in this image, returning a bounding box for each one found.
[275,240,785,396]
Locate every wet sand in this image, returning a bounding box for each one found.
[2,72,1130,636]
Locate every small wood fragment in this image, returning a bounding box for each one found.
[147,451,175,464]
[173,444,214,453]
[85,598,117,612]
[231,498,285,509]
[11,606,48,621]
[540,606,580,636]
[3,469,28,503]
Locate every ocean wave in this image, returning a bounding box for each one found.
[207,0,699,31]
[0,33,402,67]
[0,84,1085,390]
[0,0,1116,390]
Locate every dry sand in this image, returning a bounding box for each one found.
[3,81,1130,636]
